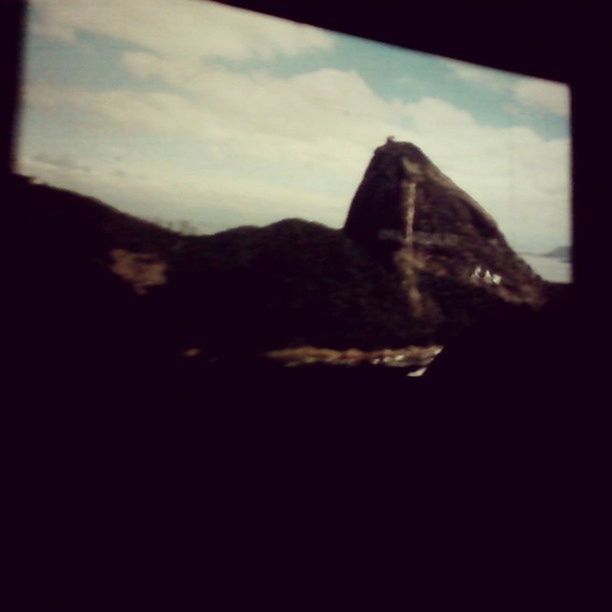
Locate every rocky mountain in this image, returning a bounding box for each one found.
[9,139,560,380]
[345,139,546,303]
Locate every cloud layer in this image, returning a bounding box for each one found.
[21,0,571,252]
[444,58,570,117]
[31,0,334,60]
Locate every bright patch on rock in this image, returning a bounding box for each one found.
[109,248,167,295]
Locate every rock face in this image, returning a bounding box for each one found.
[9,139,554,376]
[344,139,546,309]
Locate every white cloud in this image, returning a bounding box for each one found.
[443,58,513,91]
[33,152,91,173]
[121,52,392,145]
[22,66,571,251]
[21,1,571,252]
[30,0,334,61]
[444,58,570,118]
[23,82,238,145]
[513,79,570,117]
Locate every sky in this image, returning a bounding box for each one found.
[16,0,572,254]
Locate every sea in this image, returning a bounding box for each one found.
[520,254,572,283]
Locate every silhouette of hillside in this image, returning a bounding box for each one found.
[8,140,566,383]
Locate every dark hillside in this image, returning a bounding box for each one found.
[8,140,567,392]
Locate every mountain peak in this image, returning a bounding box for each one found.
[343,139,546,308]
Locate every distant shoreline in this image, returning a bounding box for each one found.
[520,253,572,283]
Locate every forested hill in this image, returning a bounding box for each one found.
[8,140,570,387]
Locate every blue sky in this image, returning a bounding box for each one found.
[17,0,571,253]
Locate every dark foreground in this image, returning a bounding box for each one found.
[8,170,583,608]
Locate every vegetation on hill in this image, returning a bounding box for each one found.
[8,140,568,377]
